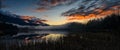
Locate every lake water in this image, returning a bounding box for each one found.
[0,30,120,50]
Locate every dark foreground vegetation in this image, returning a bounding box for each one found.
[0,31,120,50]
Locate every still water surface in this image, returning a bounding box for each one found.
[0,31,120,50]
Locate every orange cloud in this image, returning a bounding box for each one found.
[20,16,35,20]
[36,0,78,11]
[66,5,120,21]
[20,16,48,24]
[67,14,96,21]
[35,7,47,12]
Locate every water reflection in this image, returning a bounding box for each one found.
[41,34,65,42]
[0,31,67,47]
[0,31,120,50]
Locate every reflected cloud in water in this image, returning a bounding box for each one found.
[0,31,67,47]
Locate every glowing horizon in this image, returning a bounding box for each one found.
[1,0,120,25]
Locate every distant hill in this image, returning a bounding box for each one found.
[64,14,120,31]
[0,10,49,35]
[86,14,120,29]
[0,22,18,36]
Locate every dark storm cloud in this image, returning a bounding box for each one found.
[0,10,48,26]
[1,5,8,8]
[0,0,4,8]
[36,0,78,11]
[62,0,120,16]
[0,0,8,8]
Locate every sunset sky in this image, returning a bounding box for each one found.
[1,0,120,25]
